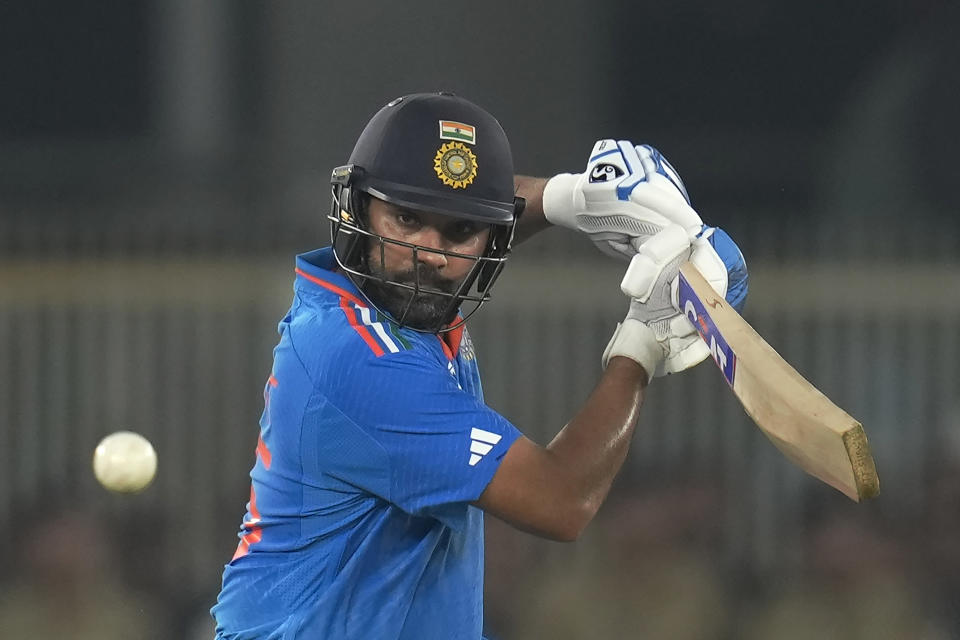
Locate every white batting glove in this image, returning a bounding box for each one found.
[543,140,703,260]
[635,230,746,377]
[653,234,717,376]
[602,225,693,377]
[603,226,741,378]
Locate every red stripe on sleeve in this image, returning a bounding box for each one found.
[338,298,385,357]
[294,267,385,356]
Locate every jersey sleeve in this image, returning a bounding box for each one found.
[324,351,521,517]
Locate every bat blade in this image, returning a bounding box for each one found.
[677,262,879,502]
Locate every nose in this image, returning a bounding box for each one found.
[414,228,449,269]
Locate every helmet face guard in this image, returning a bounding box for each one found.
[327,92,524,334]
[329,164,521,333]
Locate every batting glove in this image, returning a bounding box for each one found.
[543,140,703,260]
[604,225,750,378]
[602,225,693,377]
[695,226,749,314]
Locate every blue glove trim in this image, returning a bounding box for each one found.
[705,226,749,313]
[616,180,645,201]
[615,144,692,205]
[613,141,641,201]
[588,148,623,163]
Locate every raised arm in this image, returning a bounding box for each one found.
[477,357,647,542]
[513,139,749,374]
[481,141,750,541]
[475,226,697,541]
[512,175,550,244]
[511,140,702,249]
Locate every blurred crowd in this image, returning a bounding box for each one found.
[3,452,958,640]
[483,466,960,640]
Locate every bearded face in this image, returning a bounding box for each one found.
[360,257,463,330]
[354,197,491,332]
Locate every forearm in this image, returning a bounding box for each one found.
[476,356,648,541]
[513,175,551,244]
[545,357,648,521]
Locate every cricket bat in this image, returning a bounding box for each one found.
[677,262,879,502]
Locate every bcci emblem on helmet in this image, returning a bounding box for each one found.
[434,142,478,189]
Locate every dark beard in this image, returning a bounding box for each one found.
[359,262,462,331]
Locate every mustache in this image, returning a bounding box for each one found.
[381,265,459,294]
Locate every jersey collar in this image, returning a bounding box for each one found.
[295,247,466,358]
[294,248,367,303]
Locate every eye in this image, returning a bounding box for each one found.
[395,211,420,228]
[449,220,483,241]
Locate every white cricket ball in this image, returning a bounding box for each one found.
[93,431,157,493]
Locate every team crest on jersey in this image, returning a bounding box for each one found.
[434,142,477,189]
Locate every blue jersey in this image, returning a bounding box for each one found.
[212,248,521,639]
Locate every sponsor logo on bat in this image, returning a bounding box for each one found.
[678,273,737,386]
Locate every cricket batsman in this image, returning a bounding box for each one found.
[212,92,748,638]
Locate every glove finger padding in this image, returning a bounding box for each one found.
[656,336,710,377]
[688,231,729,301]
[626,182,703,239]
[625,143,702,237]
[601,225,693,377]
[650,227,749,377]
[620,225,691,307]
[633,145,692,206]
[602,297,705,378]
[601,318,664,378]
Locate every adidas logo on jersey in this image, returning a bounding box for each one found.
[469,428,501,466]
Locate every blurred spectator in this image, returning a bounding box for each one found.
[916,409,960,635]
[482,515,553,637]
[502,481,730,639]
[0,503,166,640]
[740,506,950,640]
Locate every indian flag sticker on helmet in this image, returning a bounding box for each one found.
[439,120,476,145]
[434,141,478,189]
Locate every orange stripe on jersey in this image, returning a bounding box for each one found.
[295,267,386,356]
[248,484,261,521]
[232,524,263,561]
[338,297,385,357]
[256,435,272,469]
[437,336,453,361]
[438,319,465,360]
[444,323,465,357]
[264,376,278,408]
[232,538,249,560]
[233,484,263,560]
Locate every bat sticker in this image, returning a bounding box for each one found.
[678,272,737,386]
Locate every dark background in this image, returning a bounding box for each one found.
[1,2,958,638]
